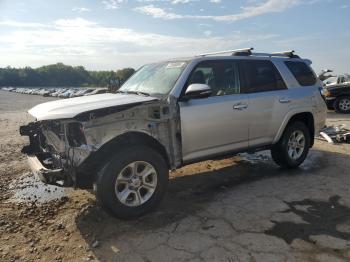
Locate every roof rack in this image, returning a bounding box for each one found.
[242,50,300,58]
[197,48,300,58]
[197,48,254,57]
[271,50,296,57]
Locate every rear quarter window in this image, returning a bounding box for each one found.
[285,61,317,86]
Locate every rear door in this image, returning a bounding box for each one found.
[240,60,290,147]
[179,60,250,162]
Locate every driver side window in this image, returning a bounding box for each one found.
[187,61,240,97]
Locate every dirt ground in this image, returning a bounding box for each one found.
[1,90,350,262]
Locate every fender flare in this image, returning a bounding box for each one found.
[273,108,315,144]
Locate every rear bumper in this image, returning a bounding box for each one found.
[27,155,66,186]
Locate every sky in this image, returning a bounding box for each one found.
[0,0,349,74]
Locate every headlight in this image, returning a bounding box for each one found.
[321,89,331,97]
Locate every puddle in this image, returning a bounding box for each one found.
[238,150,324,171]
[299,150,324,171]
[238,151,271,164]
[265,195,350,244]
[8,173,70,203]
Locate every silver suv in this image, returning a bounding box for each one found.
[20,48,327,218]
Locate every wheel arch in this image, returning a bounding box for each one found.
[75,131,171,188]
[274,111,315,147]
[335,95,350,101]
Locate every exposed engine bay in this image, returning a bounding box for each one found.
[20,98,182,188]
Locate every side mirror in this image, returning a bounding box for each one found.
[182,84,212,101]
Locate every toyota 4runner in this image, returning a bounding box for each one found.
[20,48,327,219]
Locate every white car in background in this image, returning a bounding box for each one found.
[58,89,78,98]
[71,88,96,97]
[51,89,68,97]
[324,74,350,86]
[84,88,108,96]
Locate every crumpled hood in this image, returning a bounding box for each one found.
[29,93,158,121]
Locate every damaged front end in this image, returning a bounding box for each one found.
[20,97,182,189]
[20,120,87,187]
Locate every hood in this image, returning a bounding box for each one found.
[29,93,158,121]
[326,83,350,91]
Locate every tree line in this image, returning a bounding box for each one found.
[0,63,135,87]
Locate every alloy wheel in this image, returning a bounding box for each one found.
[115,161,157,207]
[339,98,350,111]
[287,130,305,160]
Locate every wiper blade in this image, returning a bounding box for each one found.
[117,90,150,96]
[136,91,151,96]
[116,90,127,94]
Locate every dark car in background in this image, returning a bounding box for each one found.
[322,83,350,113]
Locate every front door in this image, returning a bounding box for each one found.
[179,60,249,163]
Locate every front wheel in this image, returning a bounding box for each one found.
[96,145,169,219]
[271,121,311,169]
[334,96,350,114]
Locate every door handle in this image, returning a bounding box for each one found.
[233,103,248,110]
[279,98,291,103]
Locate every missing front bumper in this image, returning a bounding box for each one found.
[27,155,70,187]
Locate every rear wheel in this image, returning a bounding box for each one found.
[271,121,310,169]
[96,145,169,219]
[334,96,350,114]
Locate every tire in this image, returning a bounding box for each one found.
[271,121,311,169]
[334,96,350,114]
[96,145,169,219]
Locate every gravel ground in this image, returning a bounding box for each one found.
[1,90,350,262]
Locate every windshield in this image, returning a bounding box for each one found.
[119,61,187,96]
[323,76,337,85]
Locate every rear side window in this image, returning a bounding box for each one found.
[241,60,287,93]
[285,61,316,86]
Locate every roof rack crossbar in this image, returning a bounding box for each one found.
[271,50,296,58]
[197,47,254,57]
[249,50,297,58]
